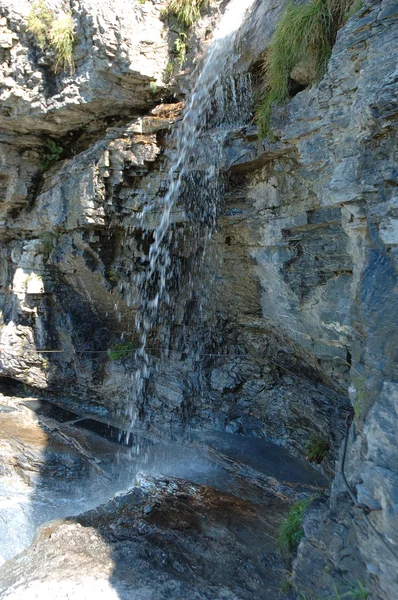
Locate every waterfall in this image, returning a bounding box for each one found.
[127,0,256,436]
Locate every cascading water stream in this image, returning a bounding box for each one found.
[0,2,256,562]
[127,0,256,435]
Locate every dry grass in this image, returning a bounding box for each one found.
[49,11,75,73]
[27,0,53,49]
[27,1,75,74]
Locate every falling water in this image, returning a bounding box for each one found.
[0,0,257,563]
[127,0,256,434]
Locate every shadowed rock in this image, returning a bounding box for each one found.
[0,473,289,600]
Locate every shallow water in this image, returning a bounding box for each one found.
[0,433,243,561]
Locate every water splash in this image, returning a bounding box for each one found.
[127,0,256,436]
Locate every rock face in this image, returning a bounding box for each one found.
[220,1,398,597]
[0,473,289,600]
[0,0,171,403]
[0,0,397,598]
[213,1,398,597]
[0,0,170,136]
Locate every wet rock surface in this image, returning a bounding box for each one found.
[0,473,289,600]
[0,0,397,598]
[0,391,132,559]
[192,429,328,498]
[0,391,332,600]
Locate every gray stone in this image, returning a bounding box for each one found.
[0,0,397,598]
[0,0,171,136]
[0,473,288,600]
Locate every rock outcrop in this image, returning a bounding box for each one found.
[0,0,170,136]
[0,473,290,600]
[0,0,397,598]
[220,0,398,597]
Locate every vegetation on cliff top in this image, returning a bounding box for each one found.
[166,0,209,28]
[256,0,361,137]
[27,0,75,74]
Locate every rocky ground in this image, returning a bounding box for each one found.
[0,391,329,599]
[0,474,288,600]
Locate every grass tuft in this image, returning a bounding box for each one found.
[333,579,368,599]
[256,0,356,137]
[305,436,330,463]
[49,11,75,73]
[40,232,55,261]
[166,0,209,28]
[27,1,75,74]
[278,497,311,554]
[344,0,363,23]
[174,32,188,67]
[39,138,64,171]
[27,0,53,49]
[347,580,368,599]
[109,341,137,361]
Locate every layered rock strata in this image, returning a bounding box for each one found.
[0,0,397,599]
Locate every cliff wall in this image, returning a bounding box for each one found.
[0,0,397,597]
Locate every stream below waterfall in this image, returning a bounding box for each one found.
[0,393,227,561]
[0,391,326,568]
